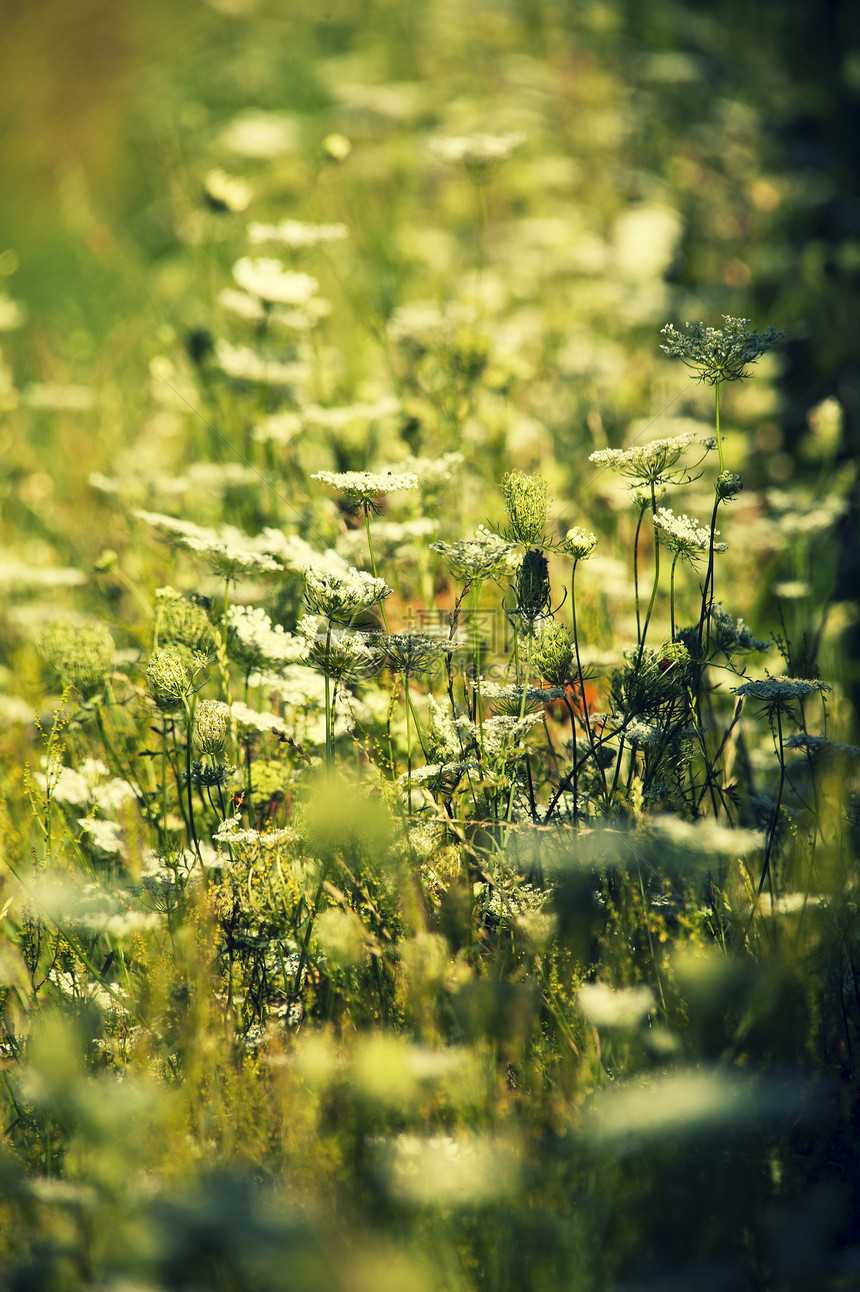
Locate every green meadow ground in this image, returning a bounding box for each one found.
[1,2,859,1287]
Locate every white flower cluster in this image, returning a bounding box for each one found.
[387,451,464,490]
[298,616,383,679]
[229,700,288,736]
[784,733,860,760]
[428,131,525,171]
[304,565,391,621]
[562,527,598,560]
[310,469,420,505]
[578,982,654,1029]
[232,258,319,306]
[133,511,285,579]
[215,339,310,388]
[213,815,296,848]
[589,432,715,485]
[430,525,520,582]
[203,168,253,213]
[732,677,831,703]
[227,605,305,671]
[479,680,569,712]
[653,508,727,562]
[247,220,349,248]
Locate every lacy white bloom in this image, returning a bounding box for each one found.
[561,527,598,560]
[230,701,288,736]
[430,525,520,582]
[247,219,349,248]
[134,510,285,579]
[213,815,296,848]
[479,680,569,712]
[653,508,727,563]
[589,432,715,485]
[215,339,310,388]
[227,605,305,672]
[79,816,124,856]
[784,733,860,760]
[660,316,785,385]
[303,397,400,429]
[0,558,86,592]
[256,528,349,577]
[731,677,831,703]
[22,383,96,410]
[232,258,318,306]
[219,109,298,159]
[336,517,436,563]
[251,409,303,446]
[310,469,419,507]
[578,982,654,1028]
[297,616,384,680]
[429,131,525,174]
[203,168,253,213]
[304,565,391,621]
[646,814,764,857]
[387,452,464,490]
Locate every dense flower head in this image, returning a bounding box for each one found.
[247,219,349,248]
[428,131,525,178]
[297,616,384,680]
[231,258,319,306]
[146,646,206,712]
[39,619,114,697]
[732,676,831,704]
[532,621,574,687]
[194,699,230,755]
[155,588,216,655]
[653,508,727,564]
[430,526,520,583]
[384,632,452,677]
[513,548,552,631]
[660,316,786,385]
[134,510,286,580]
[227,605,305,673]
[311,469,419,511]
[501,470,549,548]
[561,527,598,561]
[716,471,743,501]
[203,168,253,213]
[303,565,391,623]
[589,432,715,486]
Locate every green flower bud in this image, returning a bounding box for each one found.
[195,699,230,755]
[146,646,203,712]
[533,621,573,687]
[502,470,548,547]
[40,618,114,697]
[715,471,743,501]
[561,527,598,561]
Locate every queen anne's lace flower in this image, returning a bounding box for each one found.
[589,433,715,486]
[203,169,253,213]
[247,220,349,248]
[310,469,419,510]
[227,605,304,672]
[304,566,391,622]
[732,677,831,705]
[660,316,785,385]
[653,508,727,563]
[232,258,319,306]
[431,526,519,582]
[428,132,525,176]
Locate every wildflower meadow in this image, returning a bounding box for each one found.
[1,1,859,1287]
